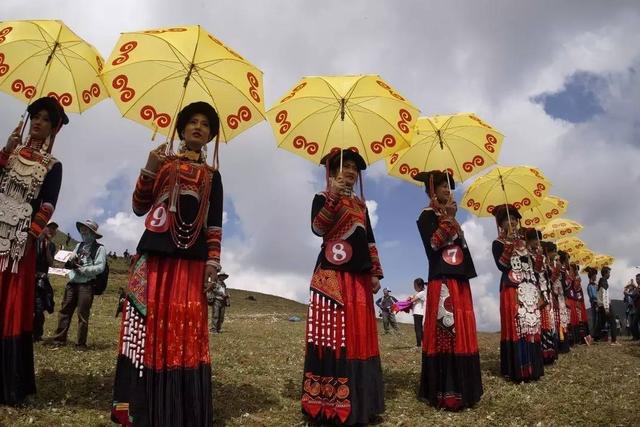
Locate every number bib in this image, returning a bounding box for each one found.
[442,245,463,266]
[324,240,353,265]
[145,202,169,233]
[508,270,523,284]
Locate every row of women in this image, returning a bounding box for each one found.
[0,95,594,426]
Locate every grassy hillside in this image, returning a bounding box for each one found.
[1,258,639,426]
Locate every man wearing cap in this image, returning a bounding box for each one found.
[209,271,230,333]
[33,222,58,342]
[376,288,400,334]
[50,219,106,348]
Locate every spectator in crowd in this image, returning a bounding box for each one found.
[209,271,230,333]
[33,222,58,342]
[376,288,399,334]
[50,219,106,349]
[409,278,426,347]
[623,279,638,338]
[593,267,619,346]
[586,267,599,334]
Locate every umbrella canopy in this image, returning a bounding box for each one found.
[266,74,419,165]
[573,248,595,267]
[102,25,265,142]
[556,237,586,256]
[520,195,568,228]
[589,254,615,269]
[386,113,504,184]
[539,218,583,241]
[0,20,107,113]
[461,166,551,217]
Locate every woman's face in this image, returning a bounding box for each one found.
[29,110,53,140]
[500,217,519,234]
[182,113,211,150]
[332,159,359,189]
[433,181,450,204]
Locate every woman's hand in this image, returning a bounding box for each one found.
[145,145,167,173]
[5,123,22,153]
[203,264,218,294]
[371,276,381,294]
[329,175,347,196]
[443,197,457,217]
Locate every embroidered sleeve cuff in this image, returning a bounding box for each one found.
[312,193,341,236]
[29,203,54,238]
[369,243,384,278]
[206,226,222,266]
[498,243,514,267]
[430,218,458,250]
[132,173,156,215]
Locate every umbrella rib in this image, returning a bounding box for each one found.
[194,66,264,113]
[317,107,344,161]
[345,102,406,142]
[118,72,186,118]
[0,44,53,85]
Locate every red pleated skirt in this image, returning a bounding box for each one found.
[423,278,479,356]
[0,247,36,338]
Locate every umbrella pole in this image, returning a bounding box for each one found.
[166,64,195,155]
[498,169,514,237]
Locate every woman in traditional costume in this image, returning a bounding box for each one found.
[0,97,67,404]
[572,263,592,345]
[301,149,385,426]
[539,241,558,364]
[413,170,482,410]
[559,251,578,347]
[111,102,223,426]
[492,205,544,382]
[549,249,570,354]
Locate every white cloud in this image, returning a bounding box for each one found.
[365,199,379,229]
[2,0,640,332]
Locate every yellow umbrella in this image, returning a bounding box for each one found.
[556,237,586,255]
[461,166,550,217]
[589,254,615,269]
[102,25,264,143]
[0,20,107,113]
[266,75,419,165]
[574,248,595,267]
[520,195,568,228]
[386,113,504,184]
[539,218,583,240]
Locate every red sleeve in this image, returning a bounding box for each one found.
[311,192,340,236]
[206,170,223,269]
[0,148,10,169]
[29,161,62,237]
[132,170,156,216]
[430,217,458,250]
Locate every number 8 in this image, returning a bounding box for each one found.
[332,243,347,262]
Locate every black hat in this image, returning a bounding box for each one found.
[320,148,367,171]
[492,204,521,226]
[558,250,569,263]
[413,170,455,192]
[541,241,557,254]
[524,227,542,241]
[27,96,69,130]
[176,102,220,142]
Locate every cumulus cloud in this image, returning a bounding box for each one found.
[365,200,379,229]
[2,0,640,332]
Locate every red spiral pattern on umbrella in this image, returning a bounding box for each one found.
[292,136,319,155]
[529,168,543,179]
[96,56,103,73]
[468,114,492,129]
[143,28,187,34]
[47,92,73,106]
[397,109,412,133]
[533,183,546,197]
[140,105,171,128]
[462,155,485,172]
[0,53,9,76]
[398,163,418,177]
[0,27,12,44]
[227,106,252,129]
[512,198,532,209]
[524,217,540,226]
[112,41,138,66]
[275,110,291,134]
[207,34,245,60]
[467,198,481,211]
[370,134,396,154]
[389,153,399,164]
[247,72,260,102]
[484,134,498,153]
[82,84,101,104]
[375,80,405,101]
[545,208,559,219]
[280,82,307,103]
[11,79,36,99]
[112,75,135,102]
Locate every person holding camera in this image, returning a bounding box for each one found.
[209,271,230,333]
[50,219,106,349]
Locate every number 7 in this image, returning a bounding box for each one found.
[447,248,457,263]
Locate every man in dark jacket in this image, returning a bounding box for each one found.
[376,288,399,334]
[33,222,58,341]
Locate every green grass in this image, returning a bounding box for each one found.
[1,258,639,426]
